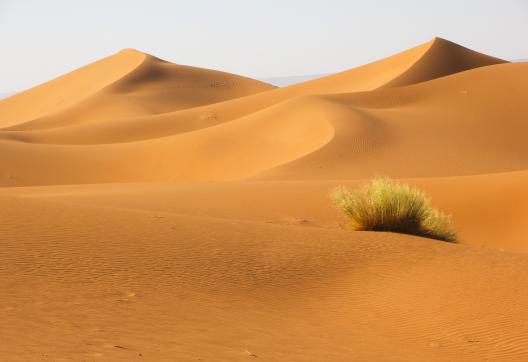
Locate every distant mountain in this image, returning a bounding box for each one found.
[513,58,528,62]
[261,74,327,87]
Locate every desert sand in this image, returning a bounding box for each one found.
[1,37,528,361]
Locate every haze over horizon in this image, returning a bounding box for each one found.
[1,0,527,93]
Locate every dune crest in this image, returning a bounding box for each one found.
[259,62,528,180]
[2,37,528,361]
[7,51,276,131]
[0,49,146,128]
[281,36,506,94]
[0,44,523,186]
[382,37,506,87]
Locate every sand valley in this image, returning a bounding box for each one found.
[2,38,528,361]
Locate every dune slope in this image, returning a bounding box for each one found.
[260,62,528,179]
[1,37,502,132]
[286,37,505,94]
[6,169,528,252]
[382,37,506,87]
[8,51,276,130]
[1,191,528,361]
[0,49,146,128]
[0,61,526,185]
[1,37,528,361]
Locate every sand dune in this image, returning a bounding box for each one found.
[260,62,528,179]
[1,38,527,361]
[6,169,528,252]
[1,50,275,130]
[2,189,528,361]
[285,37,505,93]
[1,37,502,131]
[381,37,506,87]
[0,62,526,186]
[0,49,145,128]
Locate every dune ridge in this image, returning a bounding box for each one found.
[381,37,506,88]
[0,38,518,186]
[1,37,528,361]
[7,51,276,131]
[1,37,503,131]
[1,63,527,184]
[0,49,146,128]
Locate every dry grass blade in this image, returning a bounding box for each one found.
[330,178,457,242]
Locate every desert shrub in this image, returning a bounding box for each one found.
[330,177,457,242]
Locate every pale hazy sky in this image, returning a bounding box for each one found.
[1,0,527,92]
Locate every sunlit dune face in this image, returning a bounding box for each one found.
[1,36,528,362]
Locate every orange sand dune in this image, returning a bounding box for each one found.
[1,190,528,361]
[0,50,145,128]
[1,37,528,361]
[1,50,275,130]
[1,37,503,133]
[261,61,528,179]
[291,37,505,93]
[0,61,526,186]
[6,170,528,252]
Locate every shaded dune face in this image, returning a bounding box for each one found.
[0,49,146,128]
[381,37,506,88]
[0,37,515,186]
[258,62,528,180]
[3,37,528,362]
[6,53,277,131]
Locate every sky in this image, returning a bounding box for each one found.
[1,0,527,93]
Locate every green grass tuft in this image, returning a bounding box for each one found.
[330,177,457,242]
